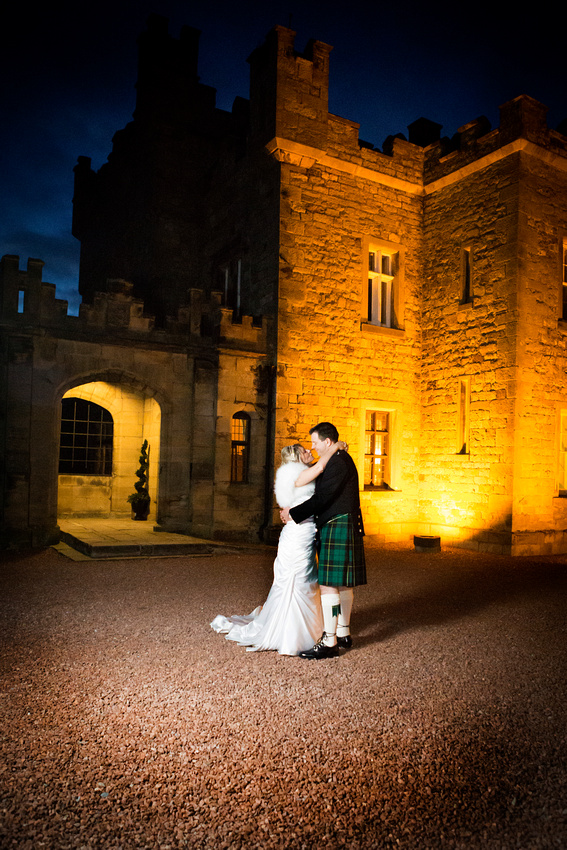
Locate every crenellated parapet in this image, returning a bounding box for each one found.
[217,305,270,352]
[78,279,154,332]
[0,255,70,324]
[422,95,567,186]
[0,255,269,354]
[248,25,332,150]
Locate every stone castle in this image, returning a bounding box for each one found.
[2,15,567,555]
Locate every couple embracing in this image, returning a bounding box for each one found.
[211,422,366,659]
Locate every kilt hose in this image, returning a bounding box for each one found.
[317,513,367,587]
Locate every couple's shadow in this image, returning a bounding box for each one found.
[350,552,567,648]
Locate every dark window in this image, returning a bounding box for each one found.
[457,378,470,454]
[558,411,567,495]
[461,247,473,304]
[59,398,113,475]
[218,259,242,312]
[231,412,250,483]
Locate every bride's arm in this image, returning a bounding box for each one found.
[294,441,347,487]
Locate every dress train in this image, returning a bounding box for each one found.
[210,517,323,656]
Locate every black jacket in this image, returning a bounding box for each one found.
[289,450,361,529]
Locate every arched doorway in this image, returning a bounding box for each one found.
[57,381,161,520]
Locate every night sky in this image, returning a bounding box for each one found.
[2,0,566,314]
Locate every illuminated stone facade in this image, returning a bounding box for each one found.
[2,17,567,553]
[0,260,269,546]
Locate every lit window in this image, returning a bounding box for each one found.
[457,378,470,454]
[367,249,398,327]
[231,412,250,483]
[59,398,113,475]
[364,411,390,489]
[562,241,567,321]
[17,290,25,313]
[461,247,473,304]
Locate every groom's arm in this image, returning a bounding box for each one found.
[289,453,349,524]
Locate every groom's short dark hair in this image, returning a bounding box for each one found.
[310,421,339,442]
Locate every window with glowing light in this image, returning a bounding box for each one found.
[366,249,398,328]
[231,412,250,483]
[59,398,113,476]
[364,411,390,489]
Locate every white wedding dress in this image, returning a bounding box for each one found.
[210,461,323,655]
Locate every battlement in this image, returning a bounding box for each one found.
[247,26,562,194]
[134,13,217,123]
[248,25,332,148]
[217,305,269,351]
[0,255,70,324]
[78,279,155,332]
[421,95,567,184]
[0,256,268,353]
[269,88,567,196]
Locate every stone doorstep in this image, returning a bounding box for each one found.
[59,529,215,560]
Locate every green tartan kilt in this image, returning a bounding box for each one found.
[317,514,367,587]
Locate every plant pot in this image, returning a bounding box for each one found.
[131,502,150,521]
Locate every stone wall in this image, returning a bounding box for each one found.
[420,100,567,553]
[263,28,567,552]
[274,151,423,541]
[512,148,567,553]
[0,256,269,547]
[5,20,567,555]
[421,152,520,552]
[259,27,425,543]
[213,350,269,541]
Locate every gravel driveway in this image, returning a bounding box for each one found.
[1,542,566,849]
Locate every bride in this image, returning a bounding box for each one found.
[210,440,344,655]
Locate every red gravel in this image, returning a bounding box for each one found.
[1,542,566,849]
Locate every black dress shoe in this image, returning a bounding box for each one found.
[337,634,353,649]
[299,634,340,659]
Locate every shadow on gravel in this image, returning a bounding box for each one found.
[356,550,567,648]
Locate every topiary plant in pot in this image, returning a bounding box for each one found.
[127,439,151,521]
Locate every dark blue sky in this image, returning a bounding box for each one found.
[2,0,566,314]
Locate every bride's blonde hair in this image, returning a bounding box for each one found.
[280,444,303,465]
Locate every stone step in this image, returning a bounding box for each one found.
[59,529,215,559]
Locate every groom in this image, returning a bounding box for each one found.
[280,421,366,659]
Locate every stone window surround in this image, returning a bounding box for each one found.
[358,400,401,492]
[364,409,391,489]
[367,246,395,327]
[360,235,405,336]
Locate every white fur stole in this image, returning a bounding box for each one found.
[274,461,315,509]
